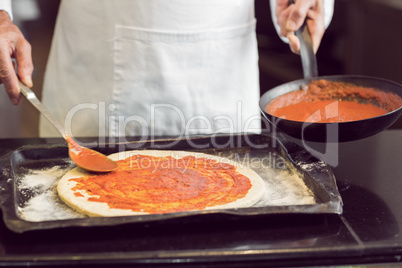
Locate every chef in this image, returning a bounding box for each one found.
[0,0,333,139]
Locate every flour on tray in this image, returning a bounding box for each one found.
[17,166,85,222]
[214,150,316,207]
[253,168,316,207]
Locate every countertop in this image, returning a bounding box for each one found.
[0,130,401,267]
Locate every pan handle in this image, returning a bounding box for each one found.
[288,0,318,79]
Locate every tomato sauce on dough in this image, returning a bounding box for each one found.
[266,80,402,123]
[70,154,252,214]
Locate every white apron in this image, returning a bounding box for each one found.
[39,0,261,138]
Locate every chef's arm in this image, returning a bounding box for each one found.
[270,0,334,54]
[0,2,33,105]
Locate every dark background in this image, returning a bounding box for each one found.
[1,0,401,138]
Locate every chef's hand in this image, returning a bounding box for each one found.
[276,0,325,54]
[0,10,33,105]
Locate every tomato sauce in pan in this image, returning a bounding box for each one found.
[266,80,402,123]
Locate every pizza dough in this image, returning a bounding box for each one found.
[57,150,265,217]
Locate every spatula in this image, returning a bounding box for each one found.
[19,82,117,173]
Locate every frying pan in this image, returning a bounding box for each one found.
[259,16,402,143]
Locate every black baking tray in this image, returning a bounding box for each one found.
[0,133,342,233]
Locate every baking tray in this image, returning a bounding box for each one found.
[0,133,342,233]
